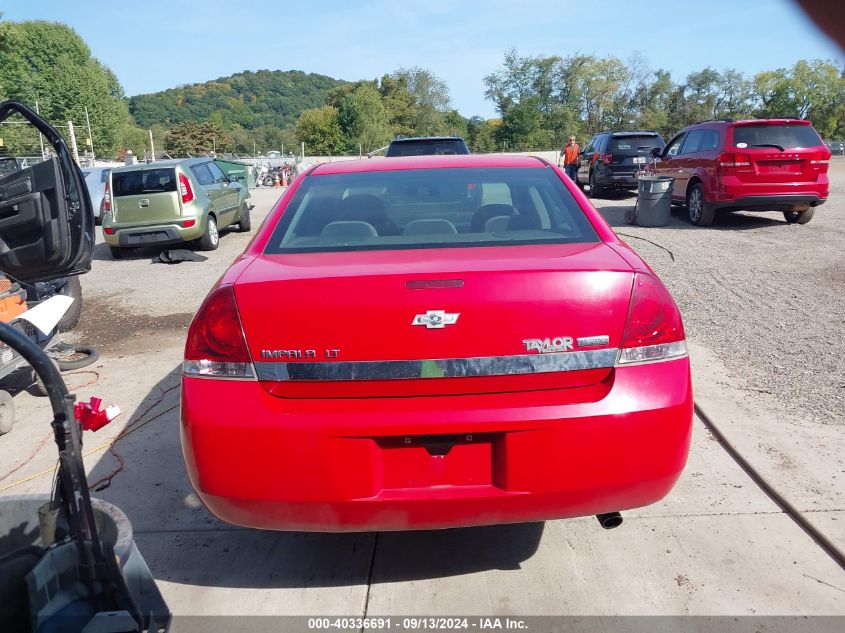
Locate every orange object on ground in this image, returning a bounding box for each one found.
[0,289,27,323]
[281,172,288,187]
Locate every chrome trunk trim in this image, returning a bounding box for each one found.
[254,348,619,382]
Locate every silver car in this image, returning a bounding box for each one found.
[81,166,111,224]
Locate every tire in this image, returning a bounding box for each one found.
[54,345,99,371]
[31,358,59,398]
[686,183,715,226]
[589,171,604,198]
[0,390,14,434]
[198,215,220,251]
[783,207,815,224]
[237,203,252,232]
[56,276,82,332]
[109,246,128,260]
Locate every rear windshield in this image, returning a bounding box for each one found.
[732,124,822,149]
[385,139,470,157]
[112,168,177,197]
[264,167,599,254]
[610,135,664,153]
[0,159,19,173]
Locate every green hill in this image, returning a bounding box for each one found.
[128,69,347,130]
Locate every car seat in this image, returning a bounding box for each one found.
[470,204,516,232]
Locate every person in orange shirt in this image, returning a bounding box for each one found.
[561,136,580,181]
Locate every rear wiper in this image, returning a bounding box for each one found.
[749,143,785,151]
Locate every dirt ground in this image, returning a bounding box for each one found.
[591,158,845,427]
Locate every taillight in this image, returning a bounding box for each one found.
[810,149,831,166]
[102,180,111,213]
[179,173,195,204]
[617,273,687,365]
[718,152,752,168]
[103,227,115,235]
[603,153,613,164]
[183,286,254,379]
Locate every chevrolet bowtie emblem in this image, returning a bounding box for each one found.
[412,310,460,329]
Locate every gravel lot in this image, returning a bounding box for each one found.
[591,159,845,426]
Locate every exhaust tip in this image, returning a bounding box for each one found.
[596,512,623,530]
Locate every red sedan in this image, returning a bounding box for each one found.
[181,155,693,532]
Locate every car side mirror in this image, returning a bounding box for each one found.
[0,101,94,284]
[650,147,661,158]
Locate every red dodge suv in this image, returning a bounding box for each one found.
[651,119,830,226]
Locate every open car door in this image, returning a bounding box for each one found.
[0,101,94,284]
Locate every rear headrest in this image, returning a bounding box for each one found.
[320,221,378,240]
[336,194,401,236]
[403,219,458,236]
[484,215,512,233]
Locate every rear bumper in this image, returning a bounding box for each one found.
[181,358,693,532]
[710,176,828,208]
[103,222,204,247]
[597,169,639,189]
[721,195,826,210]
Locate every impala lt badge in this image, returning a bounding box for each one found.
[412,310,460,329]
[523,337,574,354]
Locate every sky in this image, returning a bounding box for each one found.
[2,0,842,119]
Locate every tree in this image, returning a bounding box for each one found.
[337,84,390,153]
[295,106,345,155]
[0,19,129,157]
[163,121,233,156]
[467,117,500,153]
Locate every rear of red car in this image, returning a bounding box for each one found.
[712,119,830,219]
[180,156,693,531]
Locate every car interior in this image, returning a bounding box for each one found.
[268,170,597,252]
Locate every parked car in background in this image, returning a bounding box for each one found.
[102,158,252,259]
[81,166,111,224]
[0,156,28,175]
[180,154,693,532]
[385,136,471,157]
[827,140,845,156]
[576,131,665,197]
[650,118,830,226]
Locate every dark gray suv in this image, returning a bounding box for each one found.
[384,136,470,157]
[576,131,665,197]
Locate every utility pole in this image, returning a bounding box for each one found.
[148,129,155,162]
[67,120,80,164]
[213,136,216,156]
[35,100,46,160]
[84,106,95,165]
[301,142,305,159]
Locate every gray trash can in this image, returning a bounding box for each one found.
[632,176,674,227]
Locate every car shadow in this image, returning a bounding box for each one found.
[84,365,544,590]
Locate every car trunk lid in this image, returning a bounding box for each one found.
[234,243,635,398]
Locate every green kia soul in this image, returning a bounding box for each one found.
[102,158,251,259]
